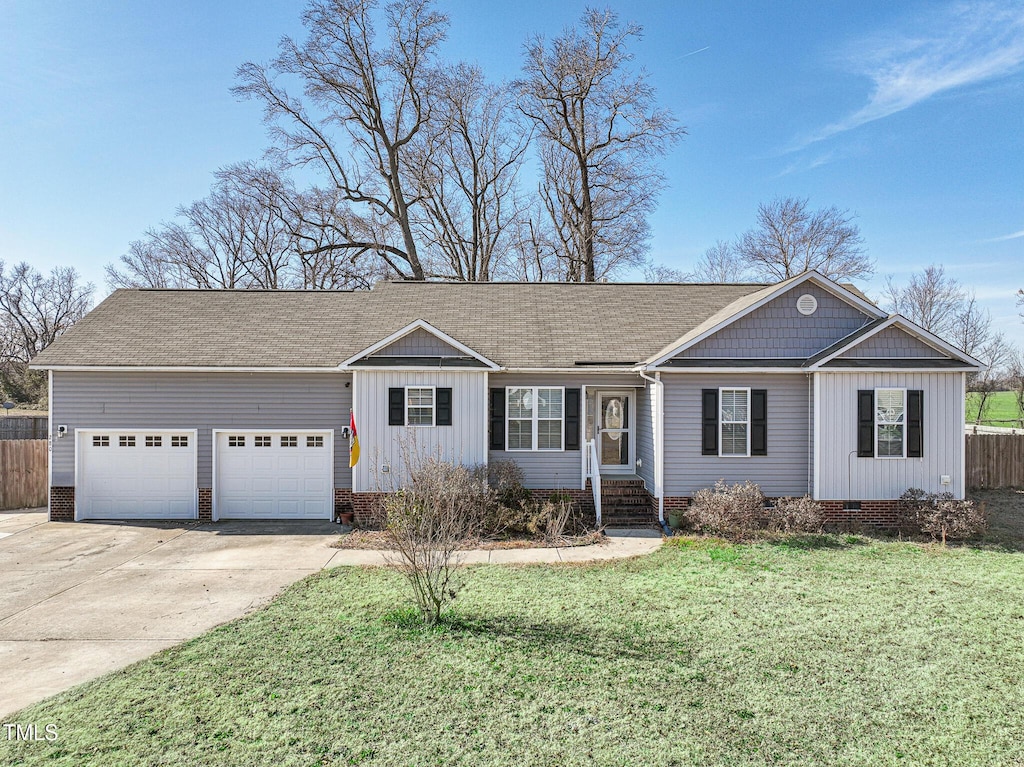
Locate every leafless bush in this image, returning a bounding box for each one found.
[382,458,485,624]
[897,488,987,543]
[687,480,765,539]
[766,496,824,534]
[529,495,579,544]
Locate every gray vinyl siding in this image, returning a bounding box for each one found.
[662,373,811,497]
[815,372,964,500]
[635,382,656,491]
[488,451,581,491]
[352,369,488,492]
[371,328,462,357]
[678,284,872,359]
[487,373,645,489]
[837,326,946,358]
[51,371,351,488]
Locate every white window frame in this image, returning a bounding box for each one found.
[874,387,907,460]
[719,387,751,458]
[505,386,565,452]
[405,385,436,428]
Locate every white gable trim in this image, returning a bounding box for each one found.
[805,315,984,370]
[646,271,886,369]
[338,319,500,370]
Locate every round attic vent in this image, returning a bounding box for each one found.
[796,294,818,316]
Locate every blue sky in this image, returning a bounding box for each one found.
[1,0,1022,346]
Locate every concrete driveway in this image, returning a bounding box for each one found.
[0,509,343,718]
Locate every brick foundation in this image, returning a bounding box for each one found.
[350,487,598,529]
[662,496,901,529]
[49,487,74,521]
[819,500,900,529]
[198,488,212,521]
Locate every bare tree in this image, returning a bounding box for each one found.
[0,262,93,405]
[517,9,684,282]
[642,261,687,282]
[686,239,751,282]
[411,63,531,281]
[735,197,871,282]
[882,265,964,339]
[1007,349,1024,428]
[107,164,301,290]
[234,0,449,281]
[380,454,487,625]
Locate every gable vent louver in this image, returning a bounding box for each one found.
[796,294,818,316]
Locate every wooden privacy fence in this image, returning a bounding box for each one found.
[0,439,48,510]
[966,434,1024,489]
[0,416,48,440]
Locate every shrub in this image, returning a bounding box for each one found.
[527,498,580,543]
[767,495,824,534]
[687,480,765,539]
[897,487,986,542]
[382,458,484,624]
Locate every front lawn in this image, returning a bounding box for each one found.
[5,531,1024,766]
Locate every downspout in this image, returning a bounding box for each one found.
[806,372,813,497]
[637,367,670,534]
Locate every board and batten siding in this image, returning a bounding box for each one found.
[815,371,965,500]
[51,371,352,489]
[677,284,872,360]
[662,373,811,497]
[352,369,487,492]
[487,373,644,489]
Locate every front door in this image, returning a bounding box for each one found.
[597,391,633,473]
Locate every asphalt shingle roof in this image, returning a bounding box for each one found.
[31,281,770,369]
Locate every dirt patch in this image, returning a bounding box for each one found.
[331,529,606,551]
[969,488,1024,545]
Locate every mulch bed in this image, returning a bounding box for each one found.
[331,529,606,551]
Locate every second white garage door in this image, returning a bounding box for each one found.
[214,430,334,519]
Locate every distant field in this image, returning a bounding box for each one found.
[966,390,1021,426]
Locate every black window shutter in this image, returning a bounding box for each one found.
[857,390,875,457]
[436,388,453,426]
[489,388,505,450]
[907,389,923,458]
[388,387,405,426]
[701,389,718,455]
[564,388,581,450]
[751,389,767,456]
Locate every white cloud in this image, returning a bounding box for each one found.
[984,228,1024,242]
[794,2,1024,149]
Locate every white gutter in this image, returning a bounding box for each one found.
[32,365,344,373]
[636,368,665,526]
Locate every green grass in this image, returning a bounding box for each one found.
[4,539,1024,766]
[966,390,1021,426]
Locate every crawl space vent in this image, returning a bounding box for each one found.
[796,294,818,316]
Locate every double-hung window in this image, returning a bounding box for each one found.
[506,387,563,451]
[406,387,435,427]
[719,388,750,457]
[875,388,906,458]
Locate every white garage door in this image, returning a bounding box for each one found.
[77,430,198,519]
[214,431,333,519]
